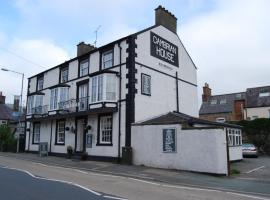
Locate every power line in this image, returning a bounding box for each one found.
[0,46,46,69]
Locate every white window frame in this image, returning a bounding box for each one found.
[50,88,58,110]
[61,67,68,83]
[79,59,89,77]
[33,122,40,144]
[210,99,217,105]
[220,99,226,104]
[37,76,44,91]
[102,50,113,69]
[99,115,113,144]
[90,74,117,103]
[259,92,270,97]
[56,120,65,144]
[141,74,151,96]
[27,96,35,114]
[50,87,69,111]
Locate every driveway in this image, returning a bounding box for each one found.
[231,155,270,182]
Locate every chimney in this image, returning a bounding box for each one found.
[155,5,177,33]
[0,92,6,104]
[13,95,20,111]
[202,83,211,102]
[77,42,95,57]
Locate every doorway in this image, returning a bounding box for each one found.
[75,117,87,152]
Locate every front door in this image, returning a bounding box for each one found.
[76,118,86,152]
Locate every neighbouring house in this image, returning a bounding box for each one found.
[25,6,241,175]
[245,86,270,120]
[199,83,270,121]
[199,83,246,122]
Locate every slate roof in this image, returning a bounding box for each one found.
[133,112,241,128]
[246,86,270,108]
[0,104,15,121]
[199,92,246,115]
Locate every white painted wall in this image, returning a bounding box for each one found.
[245,107,270,120]
[132,124,228,175]
[229,146,243,161]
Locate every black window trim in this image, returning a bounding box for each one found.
[78,57,90,78]
[36,74,44,91]
[96,113,113,146]
[32,122,41,145]
[141,73,151,96]
[59,65,69,84]
[99,46,114,71]
[55,119,66,145]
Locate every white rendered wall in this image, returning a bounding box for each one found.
[245,107,270,120]
[135,25,198,120]
[132,124,228,175]
[229,146,243,161]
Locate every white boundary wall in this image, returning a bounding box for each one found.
[132,124,228,175]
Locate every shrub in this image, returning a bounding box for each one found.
[0,125,16,152]
[66,145,73,159]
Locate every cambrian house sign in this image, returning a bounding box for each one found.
[150,32,179,67]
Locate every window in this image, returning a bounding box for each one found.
[50,88,58,110]
[56,120,65,144]
[60,67,68,83]
[91,74,117,103]
[37,76,44,90]
[99,115,112,144]
[220,99,226,104]
[33,122,40,144]
[102,50,113,69]
[35,95,43,114]
[1,120,7,124]
[252,116,258,120]
[78,83,88,111]
[228,128,242,146]
[79,59,89,77]
[27,96,35,114]
[235,93,242,99]
[259,92,270,97]
[210,99,217,105]
[141,74,151,95]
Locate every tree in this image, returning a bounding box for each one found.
[237,119,270,154]
[0,124,16,152]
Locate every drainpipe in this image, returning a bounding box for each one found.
[225,128,231,176]
[175,72,179,112]
[117,42,122,162]
[49,120,53,153]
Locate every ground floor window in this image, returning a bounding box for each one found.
[98,115,112,145]
[32,122,40,144]
[56,120,65,145]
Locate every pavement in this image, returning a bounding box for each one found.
[0,152,270,200]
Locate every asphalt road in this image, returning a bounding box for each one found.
[1,156,270,200]
[0,166,119,200]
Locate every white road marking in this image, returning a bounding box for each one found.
[32,162,48,167]
[103,195,128,200]
[128,177,160,186]
[245,166,265,174]
[162,184,221,193]
[226,192,270,200]
[0,166,101,196]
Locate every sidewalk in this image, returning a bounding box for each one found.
[1,152,270,198]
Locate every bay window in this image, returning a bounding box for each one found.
[27,96,34,114]
[50,87,69,110]
[90,74,117,103]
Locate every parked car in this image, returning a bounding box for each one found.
[242,143,258,158]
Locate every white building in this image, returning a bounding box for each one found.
[25,6,198,161]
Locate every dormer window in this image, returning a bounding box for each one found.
[220,99,226,104]
[210,99,217,105]
[79,59,89,77]
[102,50,113,69]
[259,92,270,97]
[37,75,44,91]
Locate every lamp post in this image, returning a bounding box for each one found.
[1,67,24,153]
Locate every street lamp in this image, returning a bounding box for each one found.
[1,67,24,153]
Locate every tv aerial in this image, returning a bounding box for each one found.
[94,25,101,47]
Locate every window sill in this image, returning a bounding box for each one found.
[96,143,113,146]
[141,92,151,96]
[55,143,65,146]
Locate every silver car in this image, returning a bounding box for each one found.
[242,143,258,158]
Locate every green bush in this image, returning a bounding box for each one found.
[237,119,270,155]
[0,124,16,152]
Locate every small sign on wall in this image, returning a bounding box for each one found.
[163,128,176,153]
[150,32,179,67]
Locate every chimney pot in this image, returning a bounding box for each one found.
[77,42,96,57]
[155,5,177,33]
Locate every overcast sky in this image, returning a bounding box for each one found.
[0,0,269,107]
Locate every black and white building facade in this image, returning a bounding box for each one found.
[25,6,198,161]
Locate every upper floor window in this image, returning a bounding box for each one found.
[27,96,35,114]
[50,87,69,110]
[102,50,113,69]
[79,59,89,77]
[220,99,226,104]
[259,92,270,97]
[37,76,44,91]
[141,74,151,96]
[60,67,68,83]
[90,74,117,103]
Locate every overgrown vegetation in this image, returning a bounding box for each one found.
[236,118,270,155]
[0,124,16,152]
